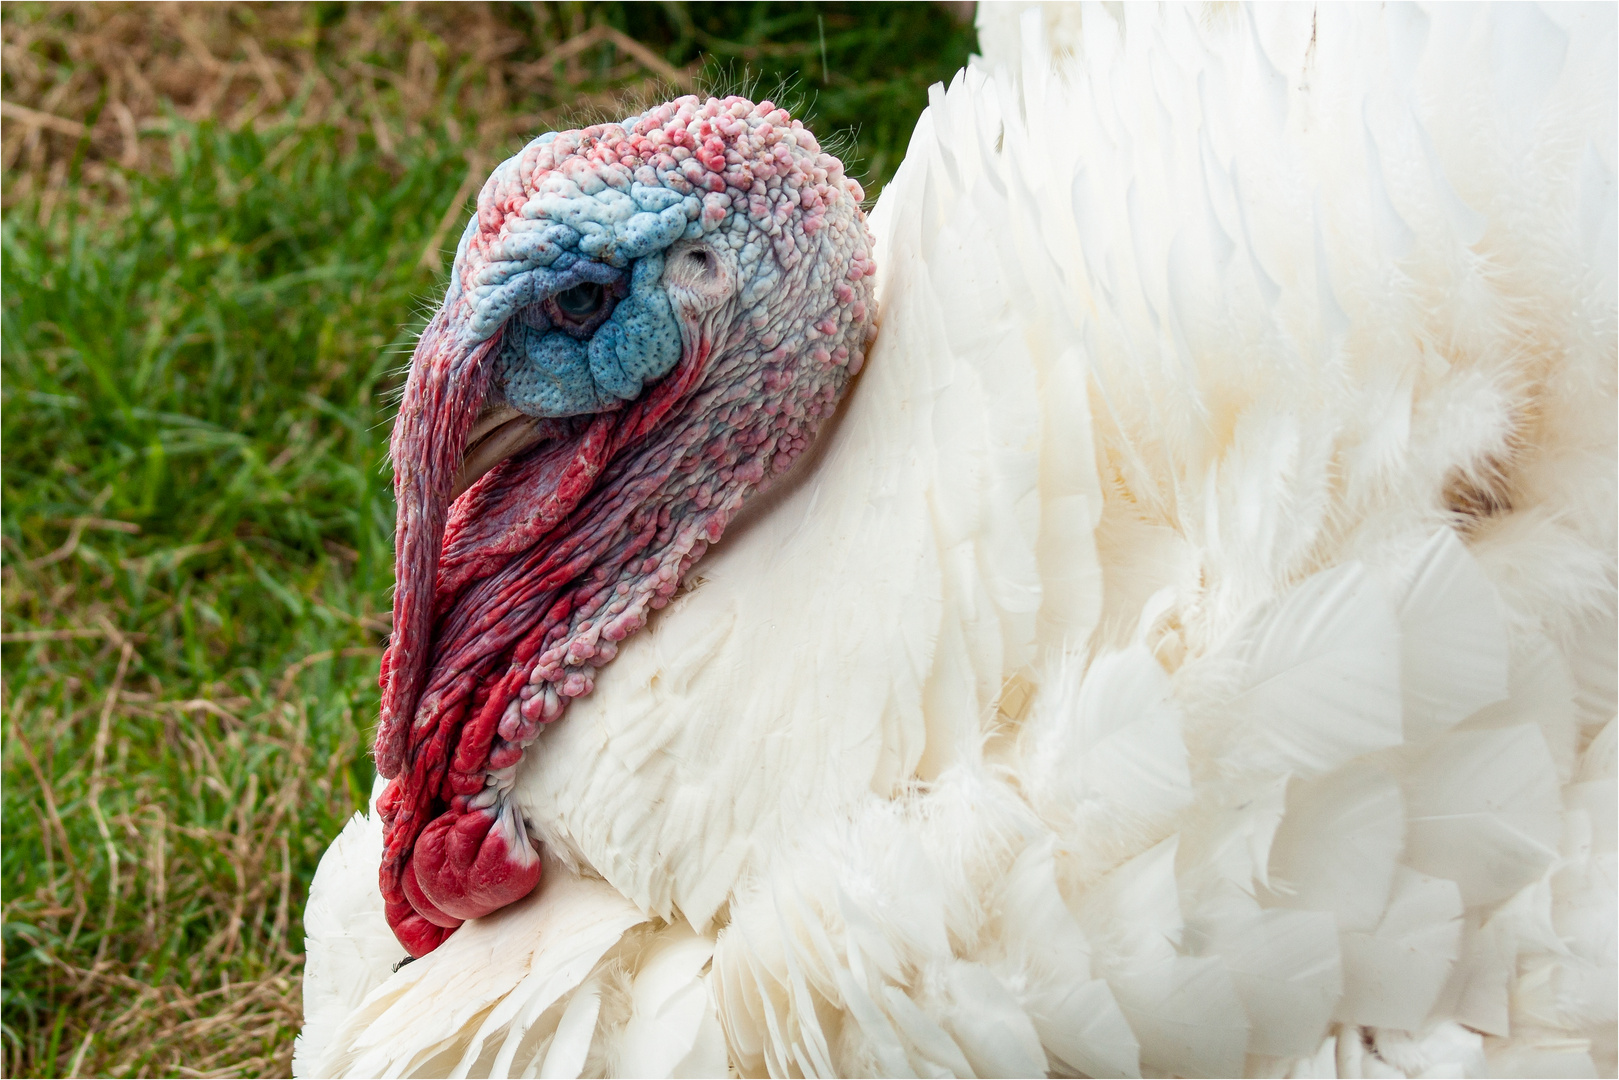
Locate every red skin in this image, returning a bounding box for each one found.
[375,96,875,957]
[379,337,721,953]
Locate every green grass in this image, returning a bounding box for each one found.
[2,118,454,1078]
[1,4,975,1076]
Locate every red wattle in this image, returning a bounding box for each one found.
[375,345,724,958]
[409,803,543,923]
[386,895,457,958]
[399,854,465,929]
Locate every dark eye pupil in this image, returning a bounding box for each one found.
[555,282,602,319]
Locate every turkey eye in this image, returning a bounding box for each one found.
[540,277,623,338]
[554,282,603,319]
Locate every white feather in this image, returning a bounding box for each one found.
[1400,726,1563,907]
[1261,764,1405,934]
[1216,564,1404,778]
[294,800,398,1077]
[1334,867,1464,1031]
[537,973,600,1079]
[1386,528,1510,741]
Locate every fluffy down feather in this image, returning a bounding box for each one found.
[298,4,1616,1076]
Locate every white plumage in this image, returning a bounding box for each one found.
[296,4,1617,1076]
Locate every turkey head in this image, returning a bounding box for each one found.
[375,96,877,957]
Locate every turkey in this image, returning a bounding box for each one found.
[294,4,1617,1077]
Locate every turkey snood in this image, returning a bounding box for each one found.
[377,96,877,957]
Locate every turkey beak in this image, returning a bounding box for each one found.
[376,309,500,778]
[451,403,549,501]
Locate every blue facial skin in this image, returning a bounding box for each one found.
[494,252,682,417]
[447,120,702,420]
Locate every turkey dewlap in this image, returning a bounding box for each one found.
[376,94,876,958]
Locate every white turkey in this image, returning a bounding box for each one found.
[294,4,1617,1076]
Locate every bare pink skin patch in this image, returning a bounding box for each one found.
[376,96,877,957]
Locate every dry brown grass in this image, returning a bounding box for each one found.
[4,621,373,1076]
[2,2,698,214]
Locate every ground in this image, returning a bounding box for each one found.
[0,4,974,1075]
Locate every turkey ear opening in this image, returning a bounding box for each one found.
[663,240,736,313]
